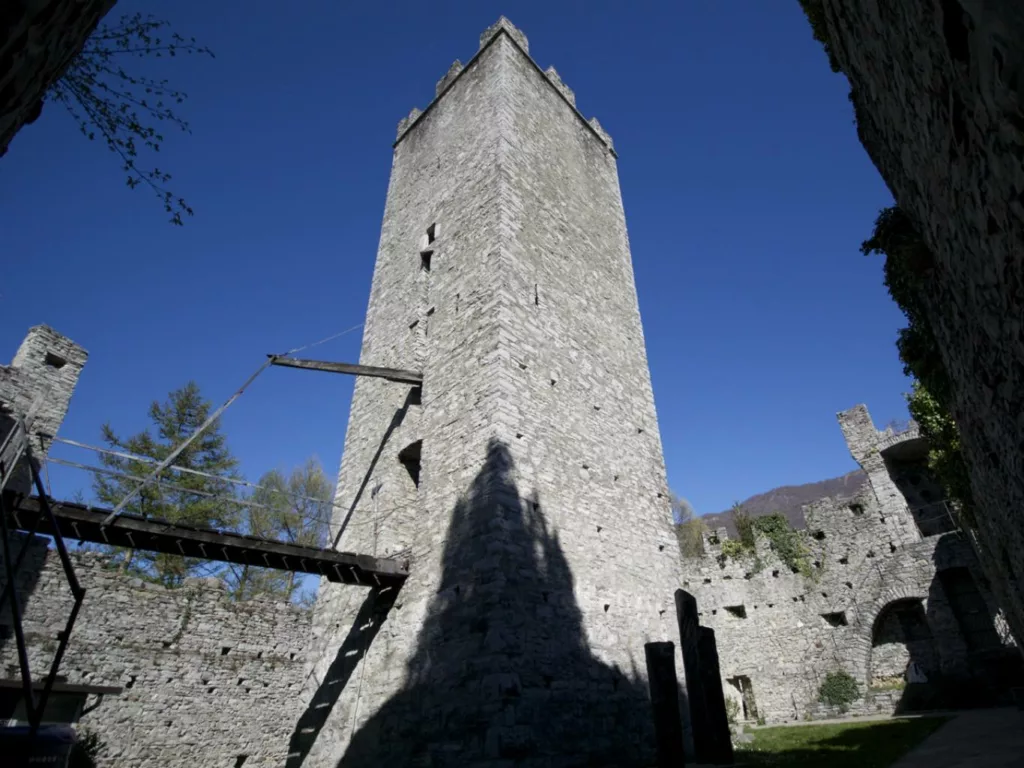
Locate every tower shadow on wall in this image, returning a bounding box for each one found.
[328,438,656,768]
[893,532,1024,714]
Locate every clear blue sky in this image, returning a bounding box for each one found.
[0,1,909,518]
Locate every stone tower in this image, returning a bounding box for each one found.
[296,19,680,767]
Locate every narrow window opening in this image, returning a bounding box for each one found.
[420,250,433,271]
[821,611,848,627]
[399,440,423,488]
[724,604,747,619]
[534,284,539,306]
[408,386,422,406]
[235,755,249,767]
[890,542,898,553]
[44,352,67,369]
[603,604,610,613]
[426,223,437,244]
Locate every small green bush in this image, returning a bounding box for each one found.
[819,670,860,712]
[720,539,747,559]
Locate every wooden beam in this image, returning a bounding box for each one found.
[4,495,409,587]
[268,356,423,385]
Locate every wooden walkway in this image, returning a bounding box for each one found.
[4,494,409,588]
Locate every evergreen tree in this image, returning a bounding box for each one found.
[93,382,240,587]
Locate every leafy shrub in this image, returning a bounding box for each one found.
[754,514,813,578]
[819,670,860,712]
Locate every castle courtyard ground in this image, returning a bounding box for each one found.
[735,707,1024,767]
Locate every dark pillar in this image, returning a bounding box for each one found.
[675,589,710,763]
[644,641,687,768]
[698,627,735,765]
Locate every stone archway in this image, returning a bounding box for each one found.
[851,586,931,685]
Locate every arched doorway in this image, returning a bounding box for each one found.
[868,598,938,686]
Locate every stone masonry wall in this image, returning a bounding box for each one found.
[810,0,1024,647]
[683,404,1017,724]
[0,533,312,768]
[0,0,116,156]
[300,18,680,768]
[1,325,88,494]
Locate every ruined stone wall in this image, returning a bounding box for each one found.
[1,325,88,497]
[0,0,116,156]
[810,0,1024,646]
[684,404,1016,724]
[687,494,1010,723]
[301,18,680,768]
[0,533,312,768]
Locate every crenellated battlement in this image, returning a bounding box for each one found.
[395,18,614,154]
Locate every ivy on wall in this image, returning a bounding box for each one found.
[717,511,815,580]
[861,207,976,529]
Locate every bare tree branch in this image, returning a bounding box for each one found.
[47,13,213,225]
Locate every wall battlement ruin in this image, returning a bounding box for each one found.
[682,404,1019,724]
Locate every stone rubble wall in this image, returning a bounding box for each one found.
[0,0,116,156]
[0,533,313,768]
[812,0,1024,646]
[1,325,88,493]
[684,478,1013,724]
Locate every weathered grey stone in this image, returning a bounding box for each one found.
[544,66,576,108]
[0,325,87,494]
[682,403,1019,724]
[479,17,528,54]
[300,18,680,767]
[435,60,463,97]
[0,0,116,156]
[809,0,1024,649]
[0,534,312,768]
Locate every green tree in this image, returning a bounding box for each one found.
[48,13,214,225]
[227,458,334,602]
[93,382,240,587]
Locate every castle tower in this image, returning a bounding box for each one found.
[297,19,681,767]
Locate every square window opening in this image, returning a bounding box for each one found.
[44,352,67,369]
[399,440,422,488]
[821,611,848,627]
[724,604,747,619]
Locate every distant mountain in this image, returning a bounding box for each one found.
[700,469,868,536]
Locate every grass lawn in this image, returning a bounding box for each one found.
[734,716,951,767]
